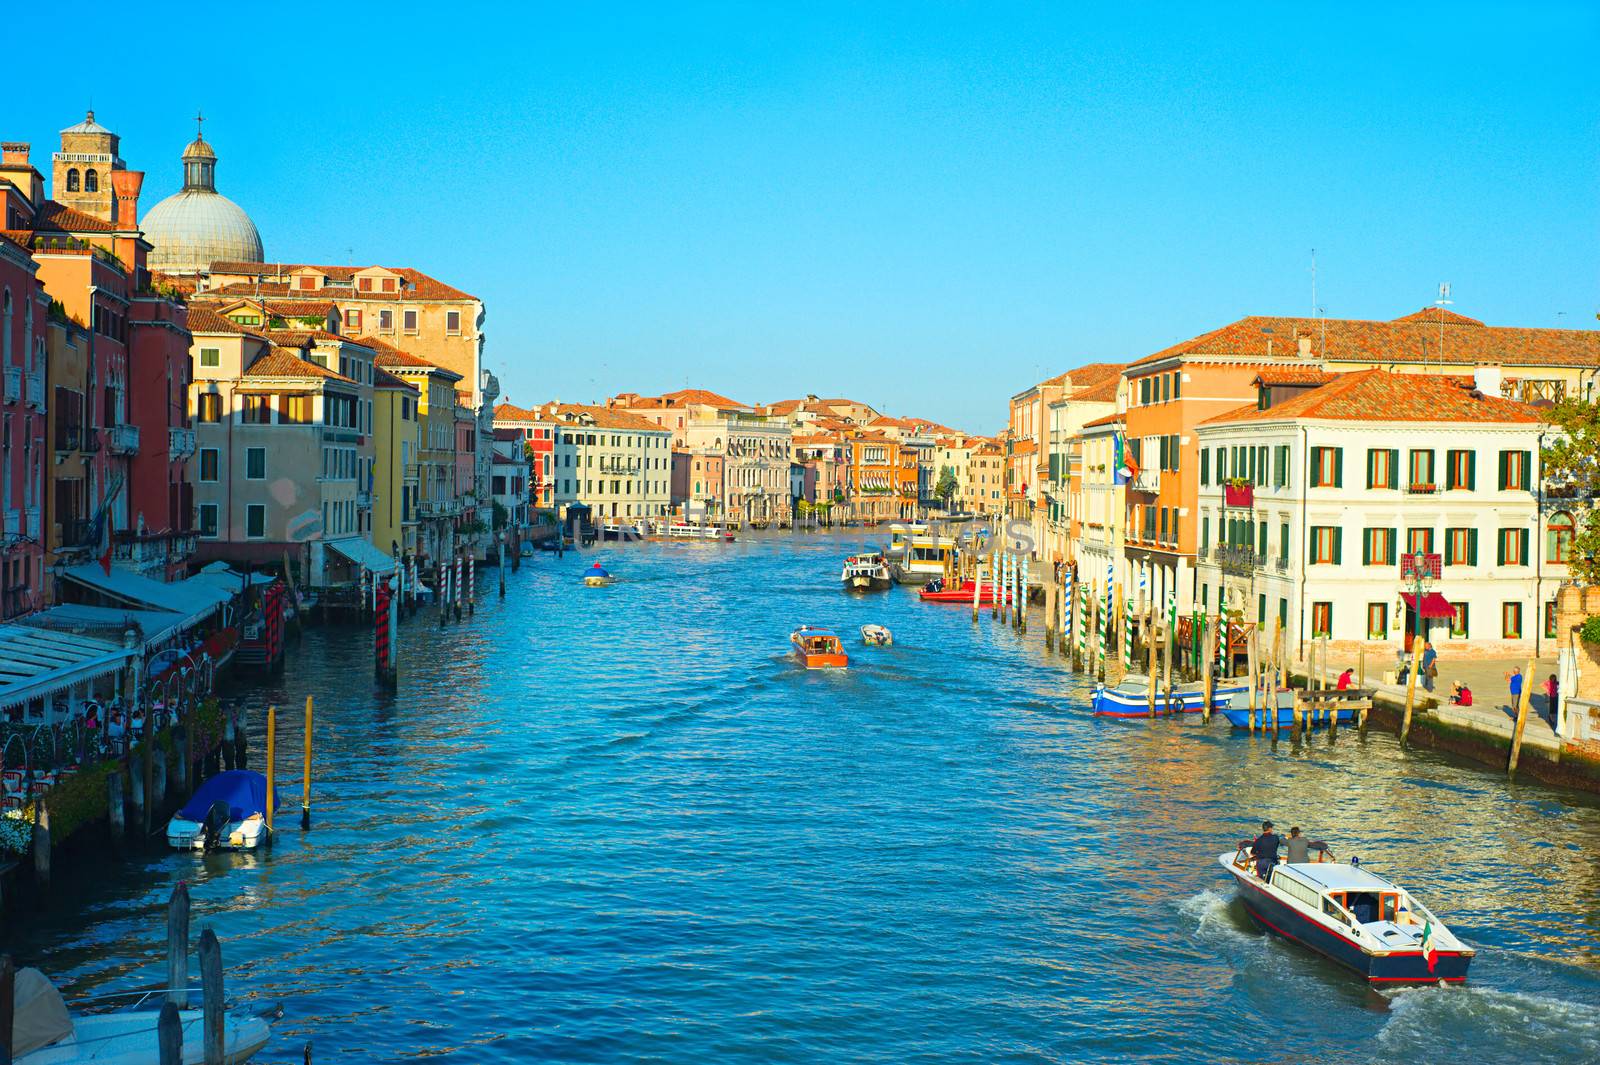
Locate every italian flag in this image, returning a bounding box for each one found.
[1420,919,1438,972]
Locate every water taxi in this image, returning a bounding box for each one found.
[887,524,959,584]
[166,770,278,851]
[917,578,1009,604]
[582,563,613,587]
[791,626,849,669]
[662,522,734,541]
[1089,676,1246,717]
[860,624,893,647]
[840,552,892,591]
[1220,844,1474,984]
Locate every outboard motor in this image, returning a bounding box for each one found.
[201,800,231,851]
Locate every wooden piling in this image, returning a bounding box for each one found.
[1145,604,1158,717]
[234,708,248,771]
[152,743,167,811]
[1268,647,1280,748]
[499,533,508,599]
[1202,620,1216,724]
[1400,644,1421,748]
[1328,687,1340,741]
[168,882,190,1008]
[1357,647,1366,691]
[158,1002,183,1065]
[972,558,983,623]
[1292,687,1304,741]
[1509,656,1537,780]
[1088,589,1100,681]
[265,706,277,834]
[1,954,14,1065]
[302,695,314,830]
[1161,620,1174,716]
[199,929,224,1065]
[31,807,49,889]
[107,771,124,851]
[222,711,235,772]
[1043,579,1056,649]
[1247,630,1258,734]
[178,717,192,796]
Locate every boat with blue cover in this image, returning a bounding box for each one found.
[1217,688,1364,729]
[1220,844,1474,984]
[166,769,281,851]
[1090,675,1246,718]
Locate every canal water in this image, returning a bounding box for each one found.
[9,532,1600,1063]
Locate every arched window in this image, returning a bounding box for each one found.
[1549,512,1576,564]
[66,168,80,192]
[84,169,98,193]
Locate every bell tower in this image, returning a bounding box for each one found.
[51,110,124,222]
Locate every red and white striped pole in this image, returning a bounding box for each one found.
[374,578,395,687]
[466,550,476,615]
[454,550,464,622]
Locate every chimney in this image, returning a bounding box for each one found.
[1474,363,1503,397]
[0,142,29,166]
[1297,335,1312,357]
[110,169,144,227]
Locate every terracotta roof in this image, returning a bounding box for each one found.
[1081,412,1124,429]
[655,388,748,409]
[1010,440,1037,456]
[1071,376,1121,404]
[205,261,478,301]
[35,200,117,234]
[373,366,418,392]
[493,402,547,423]
[244,349,355,383]
[1200,369,1544,427]
[1040,361,1127,390]
[357,336,464,380]
[186,306,262,337]
[260,299,340,318]
[537,403,672,432]
[263,329,354,347]
[1254,367,1337,387]
[1132,309,1600,369]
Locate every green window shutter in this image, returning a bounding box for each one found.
[1468,528,1478,566]
[1497,530,1506,566]
[1366,449,1375,489]
[1201,516,1209,547]
[1258,521,1267,555]
[1333,447,1344,488]
[1498,450,1509,491]
[1362,528,1372,565]
[1332,528,1342,565]
[1388,528,1397,564]
[1520,530,1529,566]
[1201,449,1210,486]
[1466,450,1476,490]
[1280,522,1289,559]
[1308,527,1317,564]
[1446,453,1457,491]
[1310,447,1321,487]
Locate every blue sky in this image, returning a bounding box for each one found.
[13,3,1598,431]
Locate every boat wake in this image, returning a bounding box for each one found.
[1377,984,1600,1062]
[1177,889,1253,942]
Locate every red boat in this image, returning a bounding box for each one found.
[918,579,1011,604]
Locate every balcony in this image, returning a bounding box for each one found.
[105,423,140,455]
[113,528,197,570]
[168,426,196,459]
[1273,556,1289,573]
[25,370,44,409]
[1406,483,1438,495]
[1222,483,1254,508]
[1131,467,1161,493]
[1400,552,1442,580]
[2,366,18,403]
[1196,544,1209,560]
[356,492,372,509]
[56,518,92,548]
[1217,545,1260,576]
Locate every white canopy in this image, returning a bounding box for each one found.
[60,564,232,627]
[325,537,397,575]
[0,625,134,712]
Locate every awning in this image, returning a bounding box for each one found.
[1401,591,1456,619]
[60,564,232,627]
[22,603,188,647]
[325,537,397,574]
[0,624,136,711]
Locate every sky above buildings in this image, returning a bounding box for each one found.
[13,3,1598,432]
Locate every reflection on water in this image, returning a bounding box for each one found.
[5,532,1600,1063]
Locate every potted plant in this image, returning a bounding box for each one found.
[1223,477,1254,507]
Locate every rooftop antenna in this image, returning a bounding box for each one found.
[1434,282,1453,369]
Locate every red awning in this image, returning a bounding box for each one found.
[1401,591,1455,619]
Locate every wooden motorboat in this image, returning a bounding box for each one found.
[10,968,278,1063]
[582,563,614,587]
[917,578,1009,604]
[1089,676,1247,718]
[791,626,849,669]
[1220,845,1474,984]
[860,624,893,647]
[166,770,278,851]
[840,552,892,591]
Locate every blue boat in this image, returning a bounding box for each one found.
[1090,676,1247,718]
[166,769,281,850]
[1218,689,1356,729]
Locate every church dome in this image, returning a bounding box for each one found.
[140,129,262,274]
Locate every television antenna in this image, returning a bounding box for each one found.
[1434,283,1453,367]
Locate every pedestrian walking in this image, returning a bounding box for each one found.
[1508,666,1524,709]
[1420,640,1438,692]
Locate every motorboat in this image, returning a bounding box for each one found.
[791,626,849,669]
[166,770,279,851]
[662,522,734,542]
[582,563,613,587]
[918,578,1010,605]
[860,624,893,647]
[840,552,892,591]
[1220,844,1474,984]
[10,967,277,1063]
[1219,687,1360,729]
[1089,676,1247,718]
[887,525,959,584]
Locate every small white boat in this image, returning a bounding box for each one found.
[840,552,892,591]
[1220,843,1474,984]
[860,624,893,647]
[11,968,277,1063]
[166,770,277,851]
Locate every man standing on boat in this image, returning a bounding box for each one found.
[1248,821,1283,878]
[1284,827,1331,864]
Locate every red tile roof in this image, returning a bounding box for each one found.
[186,306,262,336]
[244,349,355,383]
[1201,368,1544,427]
[1081,412,1124,429]
[357,336,464,380]
[1253,367,1337,387]
[1071,376,1122,403]
[655,387,749,409]
[493,402,547,423]
[1132,309,1600,368]
[536,402,673,432]
[373,366,418,392]
[35,200,117,234]
[205,261,478,301]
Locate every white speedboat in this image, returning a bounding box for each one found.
[1219,844,1474,984]
[860,624,893,647]
[840,553,892,591]
[11,968,277,1063]
[166,770,277,851]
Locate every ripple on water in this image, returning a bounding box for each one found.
[9,532,1600,1063]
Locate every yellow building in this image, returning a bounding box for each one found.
[372,366,420,556]
[366,337,464,566]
